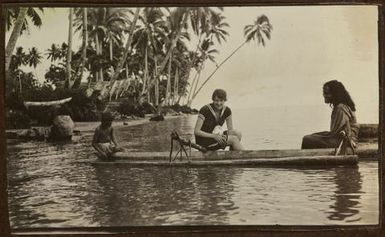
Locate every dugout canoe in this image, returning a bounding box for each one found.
[23,97,72,107]
[92,143,378,167]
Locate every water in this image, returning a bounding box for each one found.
[7,106,379,228]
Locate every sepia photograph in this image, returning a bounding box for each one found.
[4,3,380,232]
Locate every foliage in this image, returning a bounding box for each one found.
[5,7,44,34]
[117,98,137,116]
[5,7,273,129]
[45,65,66,85]
[6,109,31,129]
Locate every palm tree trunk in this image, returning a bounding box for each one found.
[173,68,179,105]
[65,8,73,89]
[19,76,22,95]
[142,46,148,94]
[109,39,113,61]
[186,70,198,104]
[95,33,104,82]
[148,13,187,90]
[125,62,129,79]
[165,51,172,106]
[73,8,87,89]
[183,33,202,94]
[177,95,182,105]
[5,7,28,75]
[191,41,247,102]
[188,70,201,106]
[109,8,140,88]
[154,57,159,106]
[192,69,202,98]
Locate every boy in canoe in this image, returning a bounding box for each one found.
[301,80,359,152]
[194,89,244,151]
[92,112,123,159]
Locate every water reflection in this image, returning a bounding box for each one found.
[7,115,379,227]
[116,116,196,152]
[327,167,362,222]
[91,165,240,225]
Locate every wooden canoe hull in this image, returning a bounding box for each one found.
[24,97,72,107]
[111,142,378,160]
[94,155,358,167]
[90,143,377,167]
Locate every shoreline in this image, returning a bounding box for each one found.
[5,114,193,137]
[75,114,191,133]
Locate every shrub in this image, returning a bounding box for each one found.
[118,98,136,116]
[6,110,31,129]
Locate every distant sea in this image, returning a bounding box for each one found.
[229,104,378,150]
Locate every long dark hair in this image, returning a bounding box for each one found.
[323,80,356,111]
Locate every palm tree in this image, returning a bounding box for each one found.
[133,8,167,97]
[186,11,228,105]
[59,43,68,59]
[108,8,141,100]
[5,7,44,33]
[72,8,88,89]
[191,15,272,103]
[156,7,218,78]
[80,7,131,83]
[10,47,27,70]
[145,7,196,102]
[65,8,74,89]
[165,50,173,105]
[186,39,219,106]
[5,7,44,83]
[27,47,42,68]
[46,44,62,62]
[5,7,28,73]
[172,68,179,105]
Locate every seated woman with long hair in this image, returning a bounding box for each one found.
[301,80,359,152]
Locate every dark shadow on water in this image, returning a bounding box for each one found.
[92,165,240,226]
[327,167,362,222]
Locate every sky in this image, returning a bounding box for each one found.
[5,5,379,123]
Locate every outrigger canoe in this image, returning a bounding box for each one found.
[93,143,378,167]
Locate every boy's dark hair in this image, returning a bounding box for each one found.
[323,80,356,111]
[101,112,114,123]
[212,89,227,101]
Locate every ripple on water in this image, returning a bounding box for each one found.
[7,116,379,227]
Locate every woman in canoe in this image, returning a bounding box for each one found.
[194,89,244,151]
[301,80,359,152]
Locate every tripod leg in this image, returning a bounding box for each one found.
[173,149,181,162]
[169,138,174,162]
[180,144,189,159]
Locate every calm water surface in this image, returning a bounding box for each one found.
[7,107,379,227]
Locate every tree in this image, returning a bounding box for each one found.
[186,11,228,106]
[6,7,44,93]
[5,7,28,73]
[65,8,74,89]
[191,15,272,103]
[27,47,42,69]
[72,8,88,89]
[9,47,27,71]
[76,7,131,83]
[46,44,62,62]
[5,7,44,33]
[133,7,167,97]
[157,7,221,75]
[108,8,141,100]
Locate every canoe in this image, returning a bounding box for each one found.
[92,143,378,167]
[23,97,72,107]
